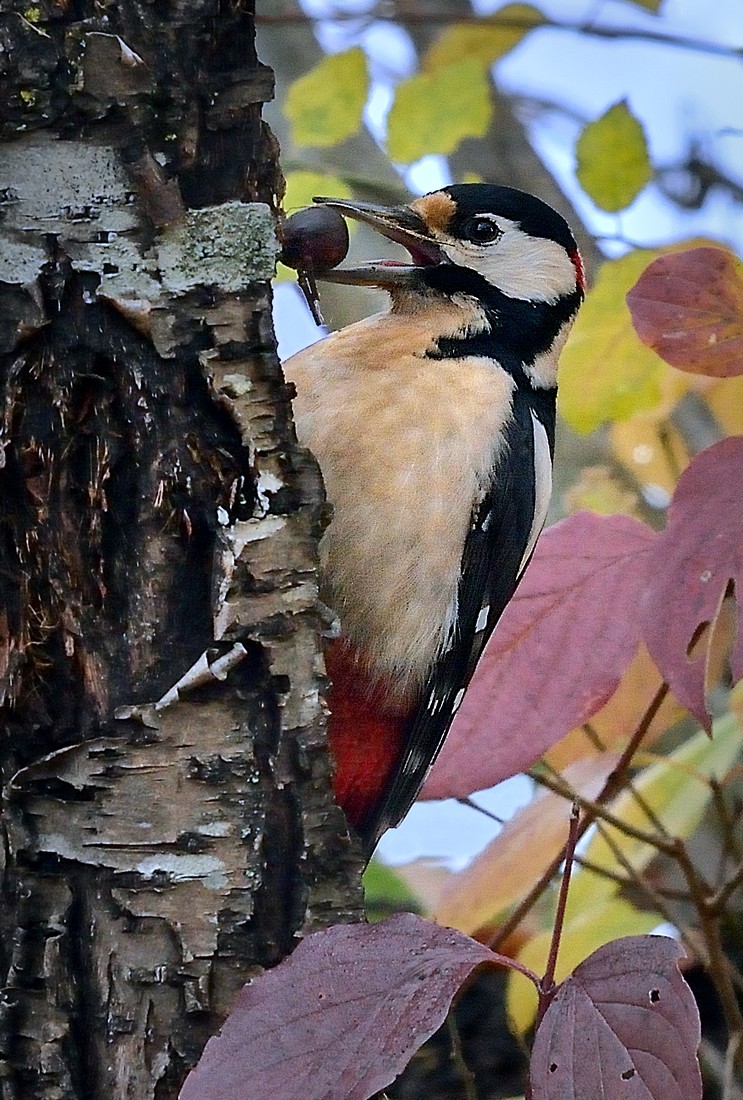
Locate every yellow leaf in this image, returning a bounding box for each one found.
[433,756,619,935]
[610,413,689,503]
[284,48,368,148]
[559,250,668,433]
[702,374,743,437]
[387,57,492,164]
[423,5,544,72]
[508,707,741,1034]
[576,100,652,212]
[506,894,658,1034]
[563,464,640,517]
[545,645,684,773]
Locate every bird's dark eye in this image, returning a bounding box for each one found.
[463,217,501,244]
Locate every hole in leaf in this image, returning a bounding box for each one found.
[621,1068,636,1080]
[706,580,737,693]
[549,1063,558,1073]
[686,619,710,659]
[649,988,660,1003]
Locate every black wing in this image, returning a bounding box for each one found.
[359,387,556,853]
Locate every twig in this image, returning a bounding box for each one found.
[588,821,681,927]
[489,683,669,951]
[534,769,679,857]
[710,860,743,914]
[573,848,691,901]
[536,803,580,1027]
[456,796,505,825]
[710,777,743,864]
[673,839,743,1082]
[255,8,743,62]
[724,1034,743,1100]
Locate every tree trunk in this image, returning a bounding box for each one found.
[0,3,363,1097]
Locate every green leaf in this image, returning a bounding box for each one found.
[576,100,652,212]
[362,859,418,921]
[387,57,492,164]
[575,712,742,904]
[627,0,662,10]
[423,4,544,72]
[284,47,368,148]
[559,250,666,433]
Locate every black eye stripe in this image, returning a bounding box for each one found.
[462,217,502,244]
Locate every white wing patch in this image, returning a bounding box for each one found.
[519,411,552,576]
[475,605,490,633]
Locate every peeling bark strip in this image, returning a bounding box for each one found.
[0,3,363,1098]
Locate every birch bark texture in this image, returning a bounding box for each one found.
[0,3,363,1098]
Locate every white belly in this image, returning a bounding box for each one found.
[286,309,516,697]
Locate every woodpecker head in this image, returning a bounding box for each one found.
[314,184,585,308]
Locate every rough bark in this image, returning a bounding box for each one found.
[0,3,363,1098]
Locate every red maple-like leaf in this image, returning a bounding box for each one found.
[424,512,656,800]
[641,436,743,727]
[626,246,743,377]
[178,914,495,1100]
[530,936,702,1099]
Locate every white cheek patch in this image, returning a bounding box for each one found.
[519,412,552,576]
[442,221,577,303]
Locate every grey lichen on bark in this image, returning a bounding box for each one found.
[0,3,363,1098]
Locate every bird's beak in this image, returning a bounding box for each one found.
[312,196,446,287]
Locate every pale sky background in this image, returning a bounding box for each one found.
[270,0,743,866]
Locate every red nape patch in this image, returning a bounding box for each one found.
[570,248,586,292]
[323,639,415,831]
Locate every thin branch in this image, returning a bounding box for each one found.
[673,838,743,1081]
[255,9,743,62]
[588,822,681,927]
[542,741,673,842]
[572,848,691,902]
[710,859,743,914]
[533,768,679,858]
[456,796,505,825]
[536,803,580,1028]
[710,776,743,864]
[489,683,669,952]
[724,1034,743,1100]
[698,1039,743,1100]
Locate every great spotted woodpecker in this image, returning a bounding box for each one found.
[284,185,585,854]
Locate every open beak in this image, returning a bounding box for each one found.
[312,196,447,287]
